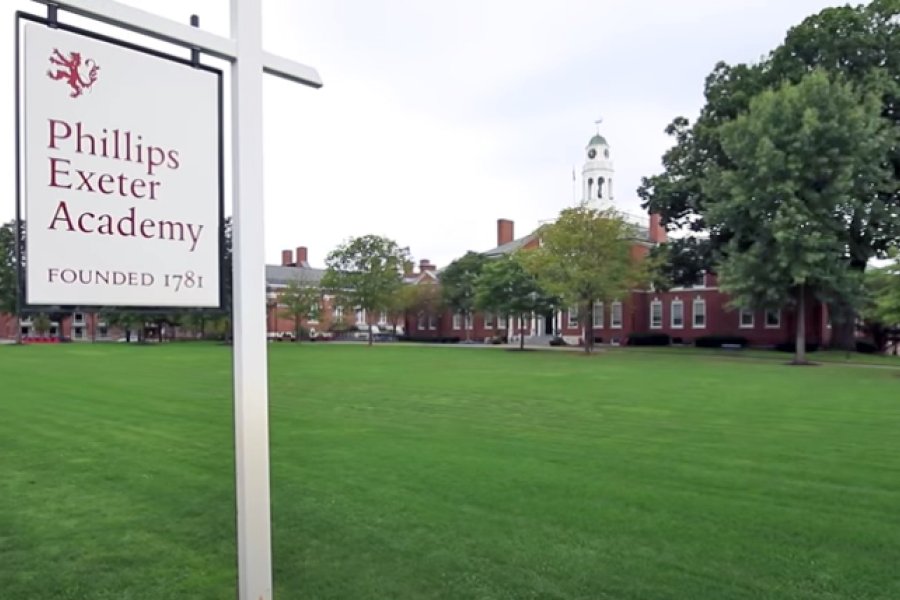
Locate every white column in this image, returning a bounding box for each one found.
[230,1,273,599]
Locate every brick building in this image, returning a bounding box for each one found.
[398,127,832,348]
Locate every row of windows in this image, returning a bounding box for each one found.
[648,299,781,329]
[567,302,624,329]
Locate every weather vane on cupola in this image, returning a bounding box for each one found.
[594,116,603,132]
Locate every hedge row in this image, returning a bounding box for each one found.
[397,335,461,344]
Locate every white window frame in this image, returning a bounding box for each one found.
[498,315,507,329]
[692,298,706,329]
[765,309,781,329]
[465,314,473,330]
[334,306,343,320]
[73,312,84,324]
[650,300,663,329]
[739,308,755,329]
[428,314,437,330]
[355,308,366,324]
[611,301,623,329]
[567,306,579,329]
[593,301,604,328]
[484,313,494,328]
[452,313,462,330]
[671,299,684,329]
[417,312,426,330]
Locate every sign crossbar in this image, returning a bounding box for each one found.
[31,0,323,86]
[25,1,323,599]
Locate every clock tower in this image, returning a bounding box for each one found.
[581,124,615,210]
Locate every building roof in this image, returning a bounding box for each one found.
[265,264,325,286]
[588,133,608,146]
[482,232,540,257]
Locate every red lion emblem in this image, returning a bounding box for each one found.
[46,49,100,98]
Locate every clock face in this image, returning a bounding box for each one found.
[587,148,597,159]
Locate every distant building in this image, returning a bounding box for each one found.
[399,125,834,348]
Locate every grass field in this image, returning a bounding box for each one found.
[2,343,900,599]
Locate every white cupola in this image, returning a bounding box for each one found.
[581,125,615,210]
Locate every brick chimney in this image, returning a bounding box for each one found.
[296,246,308,266]
[281,249,294,266]
[419,259,436,272]
[497,219,514,246]
[649,213,667,244]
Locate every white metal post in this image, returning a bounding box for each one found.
[230,1,272,599]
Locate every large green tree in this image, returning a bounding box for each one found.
[523,206,645,354]
[440,251,487,341]
[475,254,555,350]
[321,235,410,346]
[705,70,891,363]
[639,0,900,349]
[0,222,19,342]
[278,277,321,342]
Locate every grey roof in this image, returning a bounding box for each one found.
[482,232,539,257]
[265,264,325,286]
[588,133,608,146]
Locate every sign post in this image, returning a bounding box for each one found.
[18,1,323,598]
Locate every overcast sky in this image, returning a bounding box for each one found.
[2,0,845,268]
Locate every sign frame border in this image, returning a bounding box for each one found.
[14,10,227,315]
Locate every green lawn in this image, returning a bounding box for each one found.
[2,343,900,599]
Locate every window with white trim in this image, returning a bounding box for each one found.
[692,299,706,328]
[417,313,426,330]
[611,302,623,328]
[484,313,494,328]
[671,299,684,328]
[334,305,343,320]
[452,313,462,330]
[765,309,781,328]
[593,302,604,328]
[498,315,507,329]
[380,311,388,324]
[568,306,579,328]
[428,314,437,330]
[73,312,84,324]
[465,314,473,330]
[739,308,755,329]
[650,300,663,329]
[355,309,366,324]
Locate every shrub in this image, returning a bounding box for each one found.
[856,340,880,354]
[626,333,671,346]
[694,335,749,348]
[549,336,567,346]
[774,341,820,353]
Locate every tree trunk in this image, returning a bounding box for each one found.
[465,311,471,341]
[125,329,132,343]
[368,322,374,347]
[90,313,97,343]
[795,285,807,365]
[14,310,22,344]
[157,324,163,343]
[519,314,525,351]
[584,303,593,354]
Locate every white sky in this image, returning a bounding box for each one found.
[1,0,845,268]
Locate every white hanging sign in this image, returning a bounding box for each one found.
[19,22,222,308]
